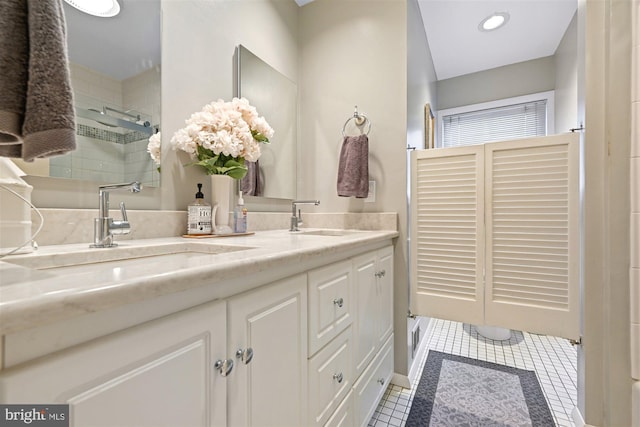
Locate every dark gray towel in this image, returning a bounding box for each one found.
[240,160,262,196]
[0,0,76,161]
[337,134,369,198]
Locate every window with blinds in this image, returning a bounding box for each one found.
[441,100,548,148]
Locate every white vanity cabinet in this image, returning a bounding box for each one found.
[308,245,394,427]
[0,299,228,427]
[226,274,308,427]
[0,234,396,427]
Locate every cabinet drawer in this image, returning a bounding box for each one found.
[308,327,353,427]
[353,333,394,427]
[324,390,353,427]
[308,260,353,356]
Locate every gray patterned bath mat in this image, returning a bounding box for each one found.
[405,351,555,427]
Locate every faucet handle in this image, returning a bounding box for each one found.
[119,202,129,222]
[110,202,132,236]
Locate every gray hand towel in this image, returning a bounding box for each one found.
[337,134,369,198]
[240,160,262,197]
[0,0,76,161]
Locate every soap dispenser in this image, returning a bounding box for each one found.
[233,190,247,233]
[187,183,212,235]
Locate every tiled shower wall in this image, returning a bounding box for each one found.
[51,64,160,186]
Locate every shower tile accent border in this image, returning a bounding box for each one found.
[76,123,156,145]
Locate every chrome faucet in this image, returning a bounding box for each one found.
[290,200,320,232]
[91,182,142,248]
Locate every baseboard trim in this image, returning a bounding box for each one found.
[391,373,411,389]
[572,406,596,427]
[406,331,430,387]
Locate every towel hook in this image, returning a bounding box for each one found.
[342,105,371,137]
[353,105,366,126]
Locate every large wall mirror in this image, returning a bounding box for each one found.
[14,0,161,188]
[236,45,297,201]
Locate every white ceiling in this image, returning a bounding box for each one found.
[64,0,576,83]
[417,0,577,80]
[63,0,161,81]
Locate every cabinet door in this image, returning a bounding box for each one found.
[352,251,378,379]
[353,334,394,427]
[0,300,227,427]
[353,246,394,379]
[227,274,308,427]
[376,246,394,347]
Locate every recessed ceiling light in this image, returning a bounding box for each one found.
[63,0,121,18]
[479,12,510,32]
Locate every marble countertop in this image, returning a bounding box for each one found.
[0,229,398,335]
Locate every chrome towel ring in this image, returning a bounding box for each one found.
[342,105,371,137]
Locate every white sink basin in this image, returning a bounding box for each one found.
[298,229,362,237]
[4,242,253,271]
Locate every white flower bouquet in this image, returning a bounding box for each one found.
[169,97,273,179]
[147,131,162,170]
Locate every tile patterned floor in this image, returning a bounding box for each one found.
[368,318,577,427]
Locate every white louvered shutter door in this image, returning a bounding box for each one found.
[484,133,580,339]
[410,146,485,325]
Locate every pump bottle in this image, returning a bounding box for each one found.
[233,190,248,233]
[187,183,212,234]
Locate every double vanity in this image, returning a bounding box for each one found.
[0,226,397,427]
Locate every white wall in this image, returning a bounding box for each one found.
[298,0,408,375]
[436,56,555,111]
[581,0,632,424]
[554,13,578,134]
[631,0,640,425]
[161,0,298,211]
[407,0,437,151]
[406,0,437,379]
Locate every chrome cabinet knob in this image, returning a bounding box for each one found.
[377,378,385,385]
[333,372,344,384]
[236,347,254,365]
[333,297,344,308]
[214,359,234,377]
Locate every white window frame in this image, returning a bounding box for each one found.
[436,91,555,148]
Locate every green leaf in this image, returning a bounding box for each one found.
[251,130,270,143]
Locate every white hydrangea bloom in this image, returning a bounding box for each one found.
[147,131,162,166]
[169,97,273,176]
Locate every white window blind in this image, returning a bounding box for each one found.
[442,100,547,148]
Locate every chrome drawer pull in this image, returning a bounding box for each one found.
[375,270,386,278]
[377,378,385,385]
[214,359,234,377]
[236,347,254,365]
[333,297,344,308]
[333,372,344,383]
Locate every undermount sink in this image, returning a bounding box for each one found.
[4,242,253,271]
[298,229,361,237]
